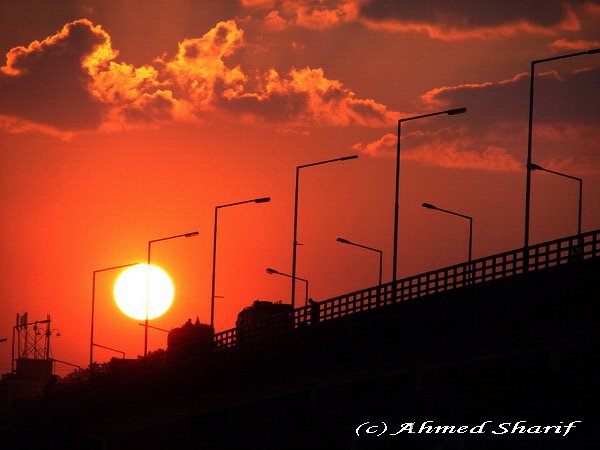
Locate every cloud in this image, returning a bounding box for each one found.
[242,0,594,39]
[359,0,583,40]
[0,114,74,140]
[550,38,600,50]
[155,19,248,120]
[242,0,362,30]
[264,10,289,31]
[354,66,600,173]
[401,138,522,172]
[214,66,396,126]
[295,1,360,29]
[352,132,395,157]
[0,19,108,130]
[241,0,276,8]
[353,128,522,172]
[0,18,395,133]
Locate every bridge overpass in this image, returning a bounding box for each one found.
[2,230,599,449]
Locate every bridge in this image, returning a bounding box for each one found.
[2,229,599,449]
[214,229,599,349]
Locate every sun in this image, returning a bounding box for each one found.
[113,264,175,320]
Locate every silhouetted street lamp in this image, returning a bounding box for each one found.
[529,163,583,236]
[523,48,599,253]
[92,343,125,360]
[422,203,473,262]
[394,108,466,285]
[211,198,270,329]
[138,323,170,333]
[90,262,138,368]
[336,237,383,285]
[146,231,199,356]
[292,155,358,308]
[266,267,309,306]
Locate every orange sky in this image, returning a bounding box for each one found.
[1,0,599,375]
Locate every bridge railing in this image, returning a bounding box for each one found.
[214,229,599,350]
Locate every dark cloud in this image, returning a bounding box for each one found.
[427,67,600,128]
[356,66,600,173]
[420,66,600,169]
[361,0,576,28]
[0,18,396,133]
[0,19,107,130]
[212,66,395,126]
[215,89,311,123]
[118,91,176,124]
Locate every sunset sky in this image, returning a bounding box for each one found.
[1,0,599,374]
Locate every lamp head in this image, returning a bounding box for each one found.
[254,197,271,203]
[336,237,351,244]
[446,107,467,115]
[266,268,279,275]
[422,203,437,210]
[587,48,600,54]
[340,155,358,161]
[185,231,199,237]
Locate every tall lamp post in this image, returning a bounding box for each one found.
[336,238,383,285]
[523,48,599,255]
[146,231,199,357]
[422,203,473,263]
[292,155,358,308]
[266,267,309,306]
[393,108,467,286]
[90,262,138,369]
[529,163,583,236]
[92,343,125,360]
[211,197,270,329]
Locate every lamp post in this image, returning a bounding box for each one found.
[266,267,309,306]
[529,163,583,236]
[146,231,199,357]
[393,108,467,286]
[211,198,270,329]
[336,237,383,285]
[138,323,170,333]
[90,262,138,368]
[523,48,599,255]
[92,343,125,360]
[422,203,473,263]
[292,155,358,308]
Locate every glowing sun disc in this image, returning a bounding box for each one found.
[113,264,174,320]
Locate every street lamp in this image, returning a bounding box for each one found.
[336,237,383,285]
[211,198,270,329]
[422,203,473,263]
[529,163,583,236]
[523,48,599,253]
[90,262,138,368]
[266,267,309,306]
[292,155,358,308]
[145,231,199,356]
[138,323,170,333]
[92,343,125,360]
[393,108,467,286]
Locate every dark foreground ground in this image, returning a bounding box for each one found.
[2,258,598,450]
